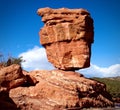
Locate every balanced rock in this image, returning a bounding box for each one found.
[38,7,94,70]
[10,70,114,110]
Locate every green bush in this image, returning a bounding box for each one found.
[0,53,24,67]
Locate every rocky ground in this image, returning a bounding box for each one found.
[0,64,114,110]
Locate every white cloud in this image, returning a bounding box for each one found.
[18,46,54,71]
[19,46,120,78]
[79,63,120,78]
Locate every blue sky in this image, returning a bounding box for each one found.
[0,0,120,77]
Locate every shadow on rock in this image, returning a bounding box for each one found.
[0,91,20,110]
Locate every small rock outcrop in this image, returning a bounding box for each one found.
[38,7,94,70]
[10,70,113,109]
[0,64,27,110]
[0,64,26,91]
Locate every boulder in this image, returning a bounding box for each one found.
[10,70,114,110]
[38,7,94,70]
[0,64,27,91]
[0,64,27,110]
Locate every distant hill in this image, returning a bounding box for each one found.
[91,76,120,98]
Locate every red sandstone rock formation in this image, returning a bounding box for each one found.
[38,7,94,70]
[0,64,26,91]
[0,8,114,110]
[0,64,114,109]
[0,64,27,110]
[0,64,37,109]
[9,69,114,109]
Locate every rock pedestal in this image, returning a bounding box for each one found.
[0,65,114,110]
[38,8,94,70]
[10,70,114,110]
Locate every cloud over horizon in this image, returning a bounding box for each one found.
[79,63,120,78]
[19,46,120,78]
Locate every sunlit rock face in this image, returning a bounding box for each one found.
[10,70,114,109]
[38,7,94,70]
[0,8,114,110]
[0,64,26,90]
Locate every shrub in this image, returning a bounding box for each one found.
[0,53,24,67]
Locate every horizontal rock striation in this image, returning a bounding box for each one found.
[38,7,94,70]
[0,64,37,109]
[0,64,27,110]
[10,70,114,109]
[38,8,94,44]
[0,64,26,91]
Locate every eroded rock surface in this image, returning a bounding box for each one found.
[38,7,94,70]
[10,70,114,110]
[0,7,114,110]
[0,64,26,91]
[0,64,114,109]
[0,64,27,110]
